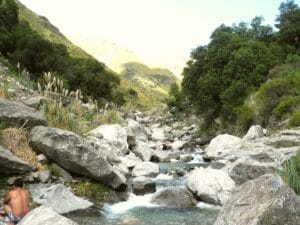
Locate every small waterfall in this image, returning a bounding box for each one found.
[188,153,204,164]
[103,193,157,216]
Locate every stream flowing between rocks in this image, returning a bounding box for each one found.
[68,154,219,225]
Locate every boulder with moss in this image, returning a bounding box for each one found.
[29,126,127,190]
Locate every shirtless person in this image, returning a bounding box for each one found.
[2,178,30,224]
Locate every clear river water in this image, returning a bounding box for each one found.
[68,154,220,225]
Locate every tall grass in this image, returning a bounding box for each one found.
[280,150,300,194]
[41,101,80,134]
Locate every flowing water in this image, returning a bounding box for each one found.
[68,154,219,225]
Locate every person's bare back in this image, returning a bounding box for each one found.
[3,178,30,224]
[6,188,29,217]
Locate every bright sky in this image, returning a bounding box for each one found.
[19,0,300,76]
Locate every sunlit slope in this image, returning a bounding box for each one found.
[121,62,179,99]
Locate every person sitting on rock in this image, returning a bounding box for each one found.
[1,178,30,225]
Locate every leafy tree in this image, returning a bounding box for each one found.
[167,82,184,110]
[276,0,300,51]
[0,0,18,30]
[181,17,282,128]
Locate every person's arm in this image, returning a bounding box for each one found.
[3,192,10,205]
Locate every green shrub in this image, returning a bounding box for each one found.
[280,150,300,194]
[272,96,299,119]
[289,111,300,127]
[255,74,298,124]
[234,105,255,132]
[74,179,110,201]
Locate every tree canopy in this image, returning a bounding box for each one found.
[180,1,299,131]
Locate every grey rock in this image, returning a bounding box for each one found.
[22,96,47,109]
[119,152,142,168]
[87,124,128,154]
[132,176,156,195]
[151,150,170,162]
[29,184,93,214]
[229,157,276,185]
[205,134,242,158]
[7,177,18,185]
[0,98,47,129]
[37,154,48,164]
[132,162,159,177]
[242,125,264,141]
[106,154,122,165]
[132,141,152,161]
[151,150,181,162]
[38,170,51,183]
[113,164,130,177]
[29,126,126,190]
[213,174,300,225]
[151,187,197,208]
[18,206,78,225]
[0,145,34,174]
[126,119,148,142]
[50,163,73,182]
[151,128,166,141]
[186,168,235,205]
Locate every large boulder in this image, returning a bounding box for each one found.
[0,145,34,174]
[132,141,152,161]
[29,126,126,190]
[87,124,128,154]
[213,174,300,225]
[151,187,197,208]
[0,98,47,129]
[186,168,235,205]
[18,206,78,225]
[229,157,276,185]
[132,162,159,177]
[29,184,93,214]
[126,119,148,142]
[242,125,264,141]
[205,134,242,158]
[132,176,156,195]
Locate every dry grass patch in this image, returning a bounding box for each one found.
[0,128,39,168]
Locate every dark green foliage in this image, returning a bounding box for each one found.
[234,105,255,132]
[0,0,18,30]
[73,178,110,204]
[289,111,300,127]
[167,82,184,110]
[272,96,299,119]
[178,1,300,132]
[254,68,300,125]
[0,0,121,102]
[276,0,300,52]
[181,21,281,126]
[0,0,18,55]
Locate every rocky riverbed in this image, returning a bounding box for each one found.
[0,97,300,225]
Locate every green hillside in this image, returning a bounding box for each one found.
[121,62,179,102]
[17,1,91,59]
[15,1,177,108]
